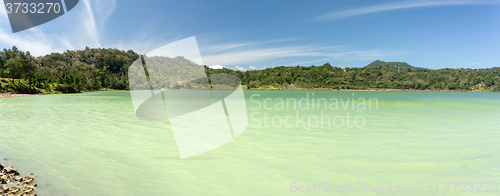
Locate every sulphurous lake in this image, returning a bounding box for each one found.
[0,90,499,195]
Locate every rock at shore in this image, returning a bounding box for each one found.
[0,163,37,196]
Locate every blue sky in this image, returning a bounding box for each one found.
[1,0,499,70]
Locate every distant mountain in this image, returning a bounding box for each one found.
[365,60,414,68]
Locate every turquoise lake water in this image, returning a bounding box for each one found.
[0,90,499,195]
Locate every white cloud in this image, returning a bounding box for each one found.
[234,66,246,71]
[77,0,116,48]
[248,66,256,70]
[315,0,493,20]
[0,0,117,56]
[93,0,117,26]
[0,30,74,56]
[202,37,303,52]
[209,64,225,69]
[81,0,100,47]
[202,46,325,66]
[201,44,408,66]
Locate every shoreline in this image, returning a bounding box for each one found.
[0,93,34,98]
[246,88,497,93]
[0,88,496,98]
[0,89,128,99]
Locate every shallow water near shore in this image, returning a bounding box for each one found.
[1,90,500,195]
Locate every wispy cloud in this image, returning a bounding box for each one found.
[93,0,117,26]
[234,66,246,71]
[314,0,493,20]
[0,0,116,56]
[203,37,304,52]
[201,43,409,66]
[82,0,100,47]
[0,29,74,55]
[79,0,116,47]
[202,46,324,65]
[248,66,257,70]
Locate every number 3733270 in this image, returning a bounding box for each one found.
[5,2,62,14]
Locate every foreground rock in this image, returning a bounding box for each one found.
[0,163,37,196]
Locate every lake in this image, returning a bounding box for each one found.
[1,90,499,195]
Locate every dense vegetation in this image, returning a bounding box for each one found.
[209,63,500,91]
[1,46,499,94]
[0,46,139,93]
[365,60,414,69]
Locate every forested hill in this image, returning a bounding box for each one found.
[0,46,139,93]
[364,60,414,69]
[1,46,500,93]
[207,63,500,91]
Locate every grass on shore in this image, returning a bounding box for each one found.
[247,84,492,92]
[0,77,117,95]
[1,77,493,95]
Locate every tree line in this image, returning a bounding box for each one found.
[1,46,499,93]
[208,61,500,91]
[0,46,139,93]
